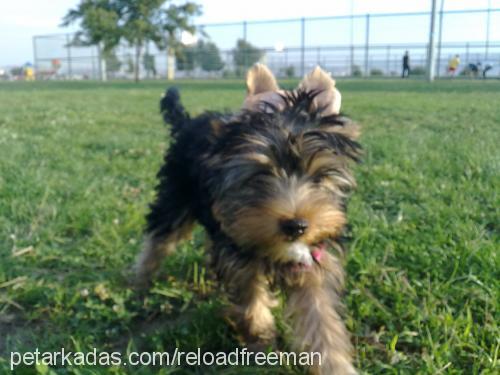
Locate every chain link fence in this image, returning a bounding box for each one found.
[32,8,500,80]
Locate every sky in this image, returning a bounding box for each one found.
[0,0,499,66]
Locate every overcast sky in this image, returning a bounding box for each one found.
[0,0,498,66]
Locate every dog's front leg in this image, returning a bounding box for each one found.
[214,252,277,346]
[285,253,356,375]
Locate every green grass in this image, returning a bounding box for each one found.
[0,79,498,374]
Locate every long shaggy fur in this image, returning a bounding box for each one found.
[135,79,361,374]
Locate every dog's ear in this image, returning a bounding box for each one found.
[301,67,360,140]
[243,64,286,112]
[246,63,279,95]
[299,66,342,115]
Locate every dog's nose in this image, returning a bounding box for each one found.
[280,219,309,239]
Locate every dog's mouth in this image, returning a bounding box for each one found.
[284,242,327,272]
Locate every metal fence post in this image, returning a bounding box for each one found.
[350,45,354,76]
[66,34,72,79]
[350,13,354,75]
[32,36,38,76]
[465,42,470,63]
[301,17,305,77]
[386,45,391,75]
[91,46,96,79]
[243,21,247,41]
[364,14,370,76]
[485,5,491,60]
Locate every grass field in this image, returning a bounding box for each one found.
[0,79,498,374]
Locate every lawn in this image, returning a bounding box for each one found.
[0,79,498,374]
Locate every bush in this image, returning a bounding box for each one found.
[411,66,426,76]
[281,66,295,78]
[370,68,384,76]
[10,67,23,76]
[352,65,362,77]
[222,70,236,78]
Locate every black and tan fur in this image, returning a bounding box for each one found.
[135,64,361,374]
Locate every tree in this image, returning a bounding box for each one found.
[104,50,122,76]
[162,2,201,79]
[143,53,156,77]
[232,39,263,76]
[175,40,224,74]
[61,0,121,53]
[176,44,197,73]
[117,0,165,82]
[62,0,201,82]
[197,40,224,72]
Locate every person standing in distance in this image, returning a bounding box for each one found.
[402,51,410,78]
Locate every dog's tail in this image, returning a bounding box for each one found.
[160,87,189,135]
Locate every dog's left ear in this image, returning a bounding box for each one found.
[299,66,342,115]
[243,64,286,111]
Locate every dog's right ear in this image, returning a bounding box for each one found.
[243,64,286,112]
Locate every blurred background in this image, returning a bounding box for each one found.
[1,0,499,80]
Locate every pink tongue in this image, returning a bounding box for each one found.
[311,244,326,262]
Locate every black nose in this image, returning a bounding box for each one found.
[280,219,309,239]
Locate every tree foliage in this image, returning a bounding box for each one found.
[62,0,201,81]
[104,50,122,74]
[232,39,263,76]
[176,40,224,72]
[61,0,121,53]
[198,40,224,71]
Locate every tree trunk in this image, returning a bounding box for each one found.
[98,43,107,82]
[145,42,150,79]
[134,42,142,83]
[167,46,175,80]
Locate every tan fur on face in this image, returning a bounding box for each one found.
[215,180,345,259]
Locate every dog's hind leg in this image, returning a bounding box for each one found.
[134,218,194,287]
[134,174,195,287]
[285,253,356,375]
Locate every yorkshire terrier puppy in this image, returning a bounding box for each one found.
[135,64,361,374]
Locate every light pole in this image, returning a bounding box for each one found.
[485,0,491,59]
[436,0,445,77]
[427,0,438,82]
[350,0,354,75]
